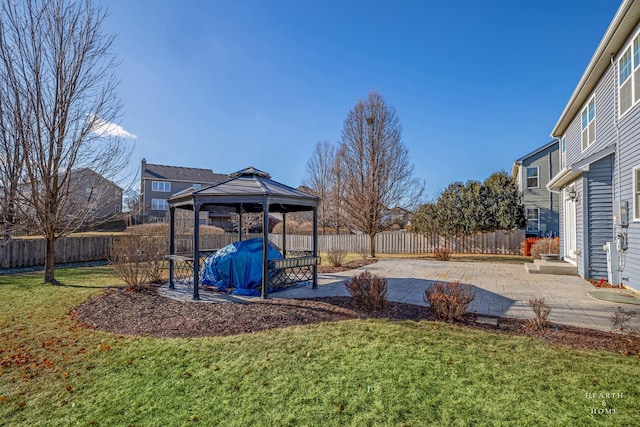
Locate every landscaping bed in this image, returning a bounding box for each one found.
[73,286,634,354]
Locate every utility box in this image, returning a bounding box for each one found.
[613,200,629,227]
[604,242,620,286]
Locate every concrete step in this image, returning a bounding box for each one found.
[525,259,578,276]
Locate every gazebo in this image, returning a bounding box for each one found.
[166,167,320,299]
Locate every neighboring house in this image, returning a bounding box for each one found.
[547,0,640,290]
[68,168,123,221]
[512,141,560,237]
[140,159,229,225]
[383,206,412,231]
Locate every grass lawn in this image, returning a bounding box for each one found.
[1,267,638,426]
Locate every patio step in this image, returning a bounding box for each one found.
[524,259,578,276]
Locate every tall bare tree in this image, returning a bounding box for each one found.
[0,0,132,284]
[338,91,424,257]
[303,140,336,234]
[0,63,26,239]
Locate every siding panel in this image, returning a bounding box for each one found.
[586,155,614,279]
[521,144,560,235]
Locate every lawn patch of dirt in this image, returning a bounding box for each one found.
[72,287,637,355]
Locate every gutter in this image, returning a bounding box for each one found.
[551,0,635,137]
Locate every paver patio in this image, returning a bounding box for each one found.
[161,259,640,332]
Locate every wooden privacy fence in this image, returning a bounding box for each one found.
[0,236,114,269]
[269,230,526,255]
[0,230,525,270]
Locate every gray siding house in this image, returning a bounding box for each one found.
[512,141,560,237]
[548,0,640,291]
[140,159,229,225]
[64,168,123,225]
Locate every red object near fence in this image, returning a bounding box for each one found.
[523,237,541,257]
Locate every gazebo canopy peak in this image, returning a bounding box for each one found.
[230,166,270,178]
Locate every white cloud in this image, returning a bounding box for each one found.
[90,114,137,139]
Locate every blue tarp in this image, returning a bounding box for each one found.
[200,238,283,296]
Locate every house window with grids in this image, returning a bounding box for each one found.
[581,97,595,150]
[526,208,540,232]
[151,198,168,211]
[619,34,640,116]
[152,181,171,192]
[634,166,640,221]
[526,166,539,188]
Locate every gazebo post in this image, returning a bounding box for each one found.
[261,197,270,299]
[312,206,318,289]
[282,212,287,258]
[238,205,244,241]
[169,206,175,289]
[193,202,201,300]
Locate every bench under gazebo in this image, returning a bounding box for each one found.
[166,167,320,299]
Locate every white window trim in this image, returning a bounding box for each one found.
[618,32,640,119]
[634,165,640,221]
[526,166,539,189]
[526,207,540,231]
[151,198,169,211]
[581,96,596,151]
[152,181,171,192]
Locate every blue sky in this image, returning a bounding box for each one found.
[104,0,620,199]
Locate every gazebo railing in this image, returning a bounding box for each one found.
[268,254,321,291]
[167,250,320,293]
[166,250,217,286]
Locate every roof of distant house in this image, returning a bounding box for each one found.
[513,140,559,165]
[142,161,228,183]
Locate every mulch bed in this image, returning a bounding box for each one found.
[589,278,624,289]
[72,286,638,355]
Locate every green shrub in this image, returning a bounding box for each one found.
[424,281,475,321]
[345,271,387,311]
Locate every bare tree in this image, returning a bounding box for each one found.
[230,212,264,234]
[0,0,132,284]
[303,140,336,234]
[338,91,424,257]
[0,71,26,239]
[331,145,347,234]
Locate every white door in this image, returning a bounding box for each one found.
[564,189,577,261]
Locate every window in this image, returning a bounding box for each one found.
[526,208,540,231]
[151,198,168,211]
[526,166,539,188]
[561,135,566,169]
[581,97,595,150]
[619,34,640,116]
[85,187,92,197]
[193,184,201,189]
[152,181,171,192]
[634,166,640,221]
[115,204,121,214]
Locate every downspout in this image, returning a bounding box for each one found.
[548,147,553,236]
[611,54,626,276]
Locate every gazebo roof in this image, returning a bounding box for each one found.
[168,166,319,212]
